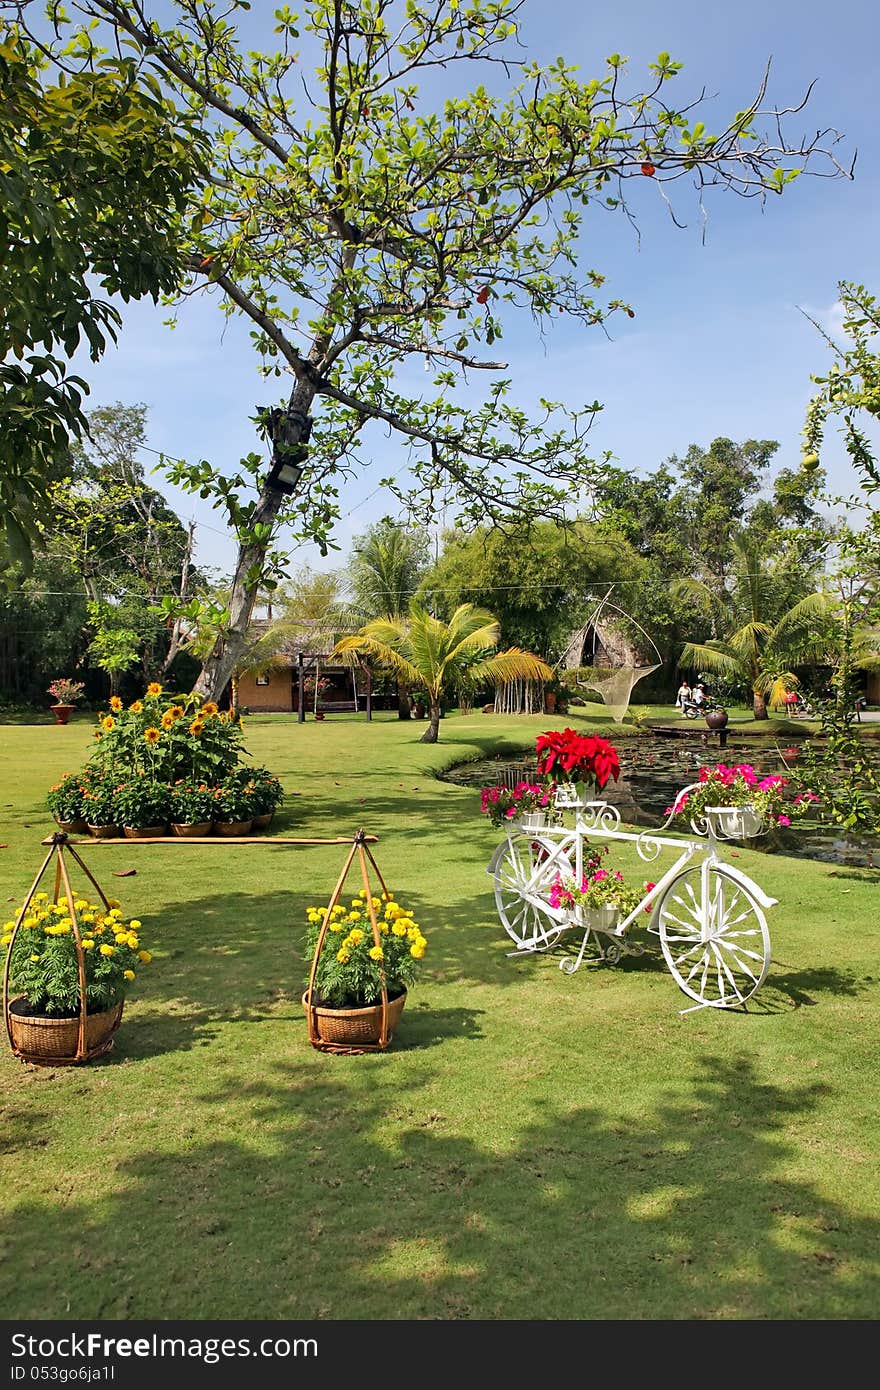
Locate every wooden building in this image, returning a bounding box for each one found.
[235,620,369,715]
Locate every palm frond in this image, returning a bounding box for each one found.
[469,650,554,687]
[679,641,741,676]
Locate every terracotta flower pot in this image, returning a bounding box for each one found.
[705,709,729,730]
[314,711,325,721]
[7,997,123,1065]
[214,819,254,836]
[251,812,274,830]
[303,988,407,1048]
[50,704,74,726]
[123,825,167,839]
[86,823,120,839]
[171,822,213,838]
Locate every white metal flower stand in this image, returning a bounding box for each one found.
[488,783,776,1013]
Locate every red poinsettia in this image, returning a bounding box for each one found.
[535,728,621,790]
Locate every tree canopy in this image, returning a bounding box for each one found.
[0,28,203,571]
[17,0,849,698]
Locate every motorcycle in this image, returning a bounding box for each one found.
[680,695,725,720]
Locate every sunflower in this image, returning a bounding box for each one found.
[102,715,115,732]
[189,719,205,736]
[130,700,143,713]
[109,696,122,712]
[168,705,184,720]
[202,701,219,716]
[144,727,161,745]
[161,711,176,729]
[146,682,162,697]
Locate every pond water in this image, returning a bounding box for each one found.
[439,733,880,868]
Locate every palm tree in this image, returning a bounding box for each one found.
[333,602,553,742]
[676,541,829,719]
[347,523,429,717]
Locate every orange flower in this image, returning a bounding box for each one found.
[189,719,205,736]
[109,696,122,712]
[102,715,115,732]
[146,682,162,697]
[161,711,176,729]
[202,702,219,716]
[168,705,184,720]
[130,700,143,713]
[144,727,161,745]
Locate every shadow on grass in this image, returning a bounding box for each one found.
[750,965,874,1011]
[0,1053,875,1319]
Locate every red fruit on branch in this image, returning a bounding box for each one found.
[476,286,490,305]
[641,162,656,176]
[199,256,215,270]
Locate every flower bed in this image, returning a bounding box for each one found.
[46,686,285,835]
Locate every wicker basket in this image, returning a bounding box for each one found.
[303,989,407,1046]
[123,825,167,839]
[7,998,123,1065]
[54,817,88,834]
[215,819,253,837]
[171,821,213,838]
[87,823,120,839]
[251,812,274,830]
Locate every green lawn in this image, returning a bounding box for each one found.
[0,709,878,1320]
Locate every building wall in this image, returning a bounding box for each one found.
[237,668,293,712]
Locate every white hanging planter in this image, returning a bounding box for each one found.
[554,785,583,810]
[705,805,764,839]
[574,902,621,933]
[517,811,547,833]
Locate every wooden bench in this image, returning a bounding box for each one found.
[315,700,358,714]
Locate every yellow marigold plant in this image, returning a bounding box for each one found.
[304,894,427,1008]
[2,895,152,1017]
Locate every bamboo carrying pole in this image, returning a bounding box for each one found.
[47,836,379,847]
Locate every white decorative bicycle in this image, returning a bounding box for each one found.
[487,783,776,1013]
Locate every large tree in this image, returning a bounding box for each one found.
[676,538,828,719]
[47,404,200,682]
[0,27,202,571]
[24,0,848,698]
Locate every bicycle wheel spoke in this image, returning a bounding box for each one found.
[711,943,745,1002]
[718,940,759,984]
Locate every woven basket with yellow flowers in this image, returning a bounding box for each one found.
[302,891,427,1050]
[3,842,152,1065]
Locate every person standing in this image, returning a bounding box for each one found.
[675,678,691,712]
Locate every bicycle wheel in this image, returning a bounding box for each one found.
[683,705,698,720]
[493,833,572,950]
[657,863,771,1009]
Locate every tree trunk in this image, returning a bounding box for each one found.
[162,521,196,678]
[191,382,314,702]
[420,702,441,743]
[397,679,412,719]
[752,689,768,720]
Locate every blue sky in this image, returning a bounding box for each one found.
[70,0,880,576]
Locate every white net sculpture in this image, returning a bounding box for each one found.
[561,589,662,723]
